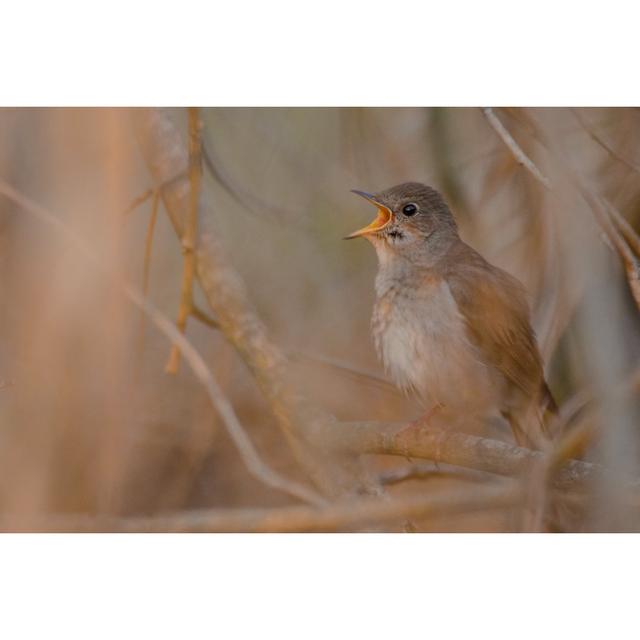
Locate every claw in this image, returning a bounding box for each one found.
[396,403,444,461]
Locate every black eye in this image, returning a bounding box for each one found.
[402,203,418,216]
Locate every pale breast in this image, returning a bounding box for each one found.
[372,274,500,412]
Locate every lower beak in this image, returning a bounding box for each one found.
[344,190,394,239]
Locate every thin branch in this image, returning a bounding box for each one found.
[136,109,637,503]
[288,350,400,397]
[123,187,154,216]
[191,303,220,329]
[379,462,499,486]
[5,179,637,513]
[482,107,552,189]
[201,123,316,230]
[123,173,189,221]
[495,109,640,314]
[188,306,400,396]
[133,108,364,498]
[0,179,326,508]
[165,108,202,374]
[323,420,623,492]
[604,198,640,259]
[142,189,161,298]
[578,188,640,310]
[137,188,161,347]
[1,484,519,532]
[571,108,640,175]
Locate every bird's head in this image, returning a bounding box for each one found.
[345,183,458,258]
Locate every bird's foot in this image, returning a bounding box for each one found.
[397,403,444,461]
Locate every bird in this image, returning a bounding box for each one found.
[345,182,556,449]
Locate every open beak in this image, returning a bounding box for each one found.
[344,190,394,239]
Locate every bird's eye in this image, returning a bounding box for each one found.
[402,203,418,216]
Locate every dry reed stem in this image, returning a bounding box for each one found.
[483,107,552,189]
[0,179,326,508]
[165,108,202,374]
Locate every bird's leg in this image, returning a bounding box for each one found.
[411,402,445,429]
[397,403,445,462]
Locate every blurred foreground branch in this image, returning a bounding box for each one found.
[2,484,518,532]
[571,109,640,175]
[485,107,640,313]
[0,179,325,508]
[133,108,376,498]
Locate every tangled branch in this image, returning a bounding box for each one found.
[0,179,326,508]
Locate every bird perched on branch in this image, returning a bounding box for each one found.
[345,182,555,449]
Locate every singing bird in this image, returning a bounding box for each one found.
[346,182,555,449]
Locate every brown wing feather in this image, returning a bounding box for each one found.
[443,241,545,400]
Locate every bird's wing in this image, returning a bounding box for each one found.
[445,244,545,399]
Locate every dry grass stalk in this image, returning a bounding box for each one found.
[165,107,202,374]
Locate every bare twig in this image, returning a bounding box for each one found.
[133,109,640,505]
[188,304,399,395]
[579,189,640,310]
[133,108,368,498]
[137,188,161,347]
[323,420,616,491]
[0,484,520,532]
[289,350,400,396]
[191,303,220,329]
[0,179,326,508]
[572,109,640,175]
[165,108,202,374]
[142,189,161,298]
[379,462,498,486]
[483,107,552,189]
[604,198,640,259]
[123,172,191,222]
[123,187,155,216]
[4,178,638,515]
[486,107,640,312]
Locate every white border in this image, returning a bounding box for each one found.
[2,1,639,105]
[0,534,636,639]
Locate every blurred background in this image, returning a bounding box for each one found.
[1,107,639,531]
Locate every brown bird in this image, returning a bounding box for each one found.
[346,182,555,449]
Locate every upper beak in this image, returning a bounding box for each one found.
[344,190,394,239]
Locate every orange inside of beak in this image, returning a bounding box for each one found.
[345,194,393,239]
